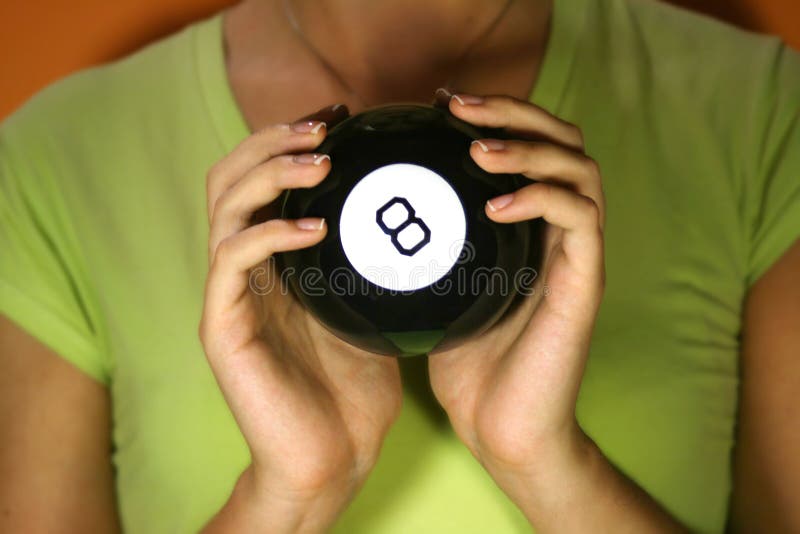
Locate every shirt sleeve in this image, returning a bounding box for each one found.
[0,123,110,384]
[743,41,800,289]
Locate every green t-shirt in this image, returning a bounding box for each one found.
[1,0,799,531]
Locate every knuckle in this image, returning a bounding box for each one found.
[575,127,585,147]
[572,124,585,143]
[198,312,227,353]
[258,218,283,237]
[562,122,584,148]
[583,155,601,177]
[210,189,233,222]
[241,128,277,157]
[206,160,227,190]
[580,195,601,224]
[213,236,236,266]
[497,93,521,112]
[252,219,287,247]
[536,181,556,202]
[527,140,553,157]
[252,121,287,142]
[269,156,294,184]
[584,195,601,215]
[252,124,274,138]
[592,224,605,246]
[206,160,223,181]
[534,142,565,169]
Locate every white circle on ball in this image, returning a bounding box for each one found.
[339,163,466,291]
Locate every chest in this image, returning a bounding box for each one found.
[83,82,745,532]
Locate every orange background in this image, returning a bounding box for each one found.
[1,0,798,119]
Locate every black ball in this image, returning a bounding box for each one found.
[278,103,543,356]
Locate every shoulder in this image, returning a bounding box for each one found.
[606,0,800,104]
[606,0,800,287]
[575,0,800,153]
[587,0,800,178]
[614,0,790,63]
[0,16,210,166]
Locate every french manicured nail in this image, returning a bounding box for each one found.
[472,139,505,152]
[315,103,345,114]
[290,120,327,134]
[292,153,331,166]
[296,217,326,231]
[486,193,514,212]
[435,87,453,98]
[451,93,484,105]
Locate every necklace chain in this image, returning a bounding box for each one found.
[281,0,516,109]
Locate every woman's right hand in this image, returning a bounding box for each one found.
[198,104,403,533]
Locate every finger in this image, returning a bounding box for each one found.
[205,218,327,313]
[485,182,603,270]
[446,91,584,152]
[298,102,349,123]
[470,138,605,231]
[208,153,332,262]
[206,121,326,221]
[432,86,455,109]
[206,103,348,222]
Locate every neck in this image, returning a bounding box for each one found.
[296,0,549,96]
[225,0,552,118]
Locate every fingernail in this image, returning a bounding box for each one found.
[486,193,514,212]
[451,93,484,105]
[472,139,505,152]
[330,103,346,112]
[296,217,326,231]
[290,120,327,134]
[435,87,453,98]
[292,153,331,165]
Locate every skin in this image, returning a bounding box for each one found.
[199,104,403,532]
[428,90,684,531]
[1,0,799,532]
[728,238,800,532]
[0,317,120,533]
[222,0,550,129]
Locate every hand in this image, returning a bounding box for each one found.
[427,89,605,478]
[199,104,403,532]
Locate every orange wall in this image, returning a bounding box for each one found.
[1,0,798,119]
[0,0,237,119]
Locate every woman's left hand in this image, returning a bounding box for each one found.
[427,89,606,497]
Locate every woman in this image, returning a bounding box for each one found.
[1,0,798,532]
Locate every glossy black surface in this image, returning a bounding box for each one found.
[279,103,544,355]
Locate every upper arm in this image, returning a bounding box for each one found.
[729,237,800,532]
[0,314,120,532]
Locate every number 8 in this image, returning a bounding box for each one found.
[375,197,431,257]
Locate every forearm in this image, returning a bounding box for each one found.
[485,428,688,533]
[201,465,353,533]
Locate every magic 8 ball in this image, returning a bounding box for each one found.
[279,103,543,356]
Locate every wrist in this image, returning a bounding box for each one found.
[203,464,359,533]
[478,417,591,479]
[480,421,597,517]
[482,426,687,532]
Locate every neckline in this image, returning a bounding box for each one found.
[530,0,590,112]
[194,0,589,154]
